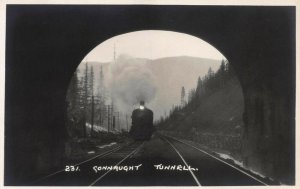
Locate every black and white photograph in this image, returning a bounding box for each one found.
[2,1,298,187]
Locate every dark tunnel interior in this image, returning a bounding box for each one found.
[5,5,295,185]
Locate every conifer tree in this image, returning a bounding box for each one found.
[181,86,186,107]
[196,76,203,98]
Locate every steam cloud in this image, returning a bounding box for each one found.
[108,54,157,108]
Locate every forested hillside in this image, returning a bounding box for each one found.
[157,60,244,152]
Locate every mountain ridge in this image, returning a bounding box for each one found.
[83,55,222,66]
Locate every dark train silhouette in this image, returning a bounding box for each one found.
[129,101,155,141]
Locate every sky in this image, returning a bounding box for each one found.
[84,30,225,62]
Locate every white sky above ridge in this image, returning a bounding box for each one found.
[84,30,225,62]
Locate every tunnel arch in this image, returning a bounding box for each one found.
[5,5,295,185]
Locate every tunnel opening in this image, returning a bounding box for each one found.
[65,30,246,177]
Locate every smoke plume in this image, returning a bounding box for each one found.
[108,54,157,109]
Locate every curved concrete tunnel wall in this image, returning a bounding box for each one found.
[5,5,295,184]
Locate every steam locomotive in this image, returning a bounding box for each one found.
[129,101,155,141]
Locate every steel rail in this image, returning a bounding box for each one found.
[32,145,123,184]
[89,142,145,186]
[161,136,202,186]
[164,134,268,186]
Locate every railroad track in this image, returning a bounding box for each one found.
[32,134,271,186]
[33,141,144,186]
[160,135,202,186]
[91,134,269,186]
[89,141,144,186]
[159,134,269,186]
